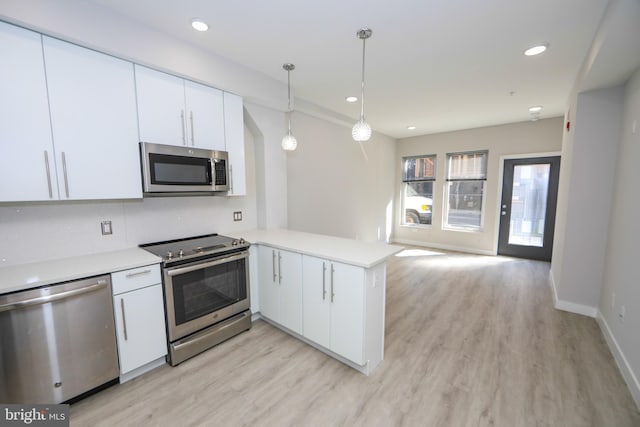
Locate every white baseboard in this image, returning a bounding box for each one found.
[391,238,495,256]
[549,270,598,318]
[596,311,640,410]
[119,356,166,384]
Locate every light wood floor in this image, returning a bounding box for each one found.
[70,249,640,426]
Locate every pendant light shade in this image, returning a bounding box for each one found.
[353,28,372,142]
[352,118,372,141]
[281,63,297,151]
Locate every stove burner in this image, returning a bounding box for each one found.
[139,233,249,266]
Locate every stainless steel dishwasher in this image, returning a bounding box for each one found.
[0,274,120,404]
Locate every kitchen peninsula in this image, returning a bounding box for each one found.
[239,229,403,375]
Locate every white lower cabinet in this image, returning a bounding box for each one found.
[257,245,303,334]
[111,265,167,381]
[302,256,365,365]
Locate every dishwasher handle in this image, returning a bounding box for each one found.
[0,279,108,313]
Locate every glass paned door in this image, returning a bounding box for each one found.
[507,164,550,247]
[498,156,560,261]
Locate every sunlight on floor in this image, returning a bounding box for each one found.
[395,248,446,257]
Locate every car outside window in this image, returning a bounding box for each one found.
[402,155,436,226]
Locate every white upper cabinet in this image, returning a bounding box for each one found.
[135,65,185,146]
[0,23,56,202]
[135,65,225,150]
[43,37,142,200]
[223,92,247,196]
[185,80,225,151]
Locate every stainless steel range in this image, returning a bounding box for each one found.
[140,233,251,366]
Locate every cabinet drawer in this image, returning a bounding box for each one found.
[111,264,161,294]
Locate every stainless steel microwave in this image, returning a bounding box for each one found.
[140,142,229,195]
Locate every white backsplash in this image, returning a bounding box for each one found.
[0,196,258,267]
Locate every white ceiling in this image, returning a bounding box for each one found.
[87,0,611,138]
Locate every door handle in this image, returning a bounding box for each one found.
[322,262,327,300]
[189,111,195,146]
[180,109,187,146]
[272,250,277,282]
[330,264,335,303]
[278,252,282,284]
[44,151,53,199]
[61,152,69,198]
[120,298,128,341]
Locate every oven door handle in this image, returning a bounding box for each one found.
[166,252,248,277]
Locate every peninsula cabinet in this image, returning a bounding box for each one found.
[257,245,303,334]
[43,36,142,200]
[302,256,366,365]
[135,65,225,151]
[0,22,56,202]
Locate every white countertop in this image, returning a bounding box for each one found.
[0,248,162,295]
[235,229,404,268]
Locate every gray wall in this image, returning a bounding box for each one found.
[394,118,563,254]
[286,112,397,242]
[598,67,640,405]
[551,87,623,315]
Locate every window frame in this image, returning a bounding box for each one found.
[401,154,437,228]
[443,150,488,231]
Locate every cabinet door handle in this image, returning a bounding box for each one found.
[61,152,69,198]
[322,262,327,300]
[278,252,282,284]
[330,264,335,303]
[229,164,234,193]
[125,269,151,278]
[189,111,195,146]
[120,298,128,341]
[180,109,187,146]
[272,250,277,282]
[43,151,53,199]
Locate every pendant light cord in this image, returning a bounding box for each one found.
[360,37,366,120]
[287,68,292,113]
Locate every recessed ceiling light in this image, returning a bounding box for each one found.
[529,105,543,113]
[524,44,547,56]
[346,96,358,103]
[407,125,416,130]
[191,19,209,32]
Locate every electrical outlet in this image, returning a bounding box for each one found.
[101,220,113,235]
[233,211,243,222]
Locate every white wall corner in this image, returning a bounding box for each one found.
[550,269,599,317]
[596,311,640,410]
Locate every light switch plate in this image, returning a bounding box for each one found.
[233,211,242,222]
[101,220,113,235]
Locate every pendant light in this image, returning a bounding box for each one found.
[352,28,372,142]
[281,63,298,151]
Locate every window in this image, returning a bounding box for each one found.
[402,155,436,226]
[445,151,487,230]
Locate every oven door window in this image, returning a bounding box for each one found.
[171,258,247,325]
[149,153,212,186]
